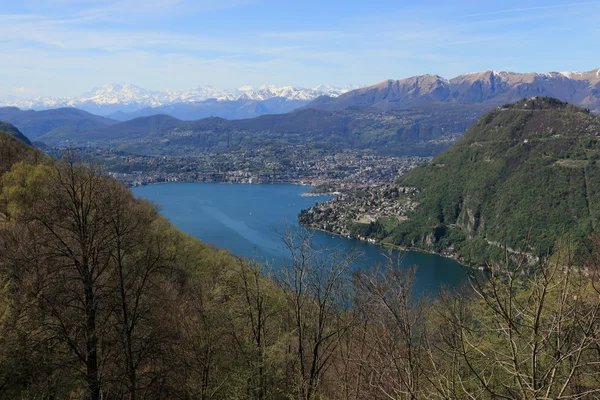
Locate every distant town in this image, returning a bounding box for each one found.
[45,145,428,191]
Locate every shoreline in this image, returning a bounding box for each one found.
[122,178,364,194]
[123,177,350,191]
[300,192,341,197]
[125,179,314,188]
[302,224,473,270]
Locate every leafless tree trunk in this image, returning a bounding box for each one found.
[278,228,358,400]
[105,183,174,400]
[236,258,281,400]
[353,254,426,400]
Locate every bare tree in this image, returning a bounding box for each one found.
[434,241,600,399]
[352,254,427,400]
[234,258,284,400]
[104,182,179,399]
[29,159,115,400]
[278,228,358,400]
[0,157,183,399]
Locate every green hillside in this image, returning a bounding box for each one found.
[0,122,41,177]
[0,121,32,146]
[0,123,45,220]
[388,97,600,262]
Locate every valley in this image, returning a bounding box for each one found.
[5,71,600,268]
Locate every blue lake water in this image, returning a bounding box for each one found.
[132,183,467,293]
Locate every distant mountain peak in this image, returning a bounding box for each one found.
[85,82,147,95]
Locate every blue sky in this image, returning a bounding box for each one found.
[2,0,600,97]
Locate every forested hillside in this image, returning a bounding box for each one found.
[0,123,43,182]
[393,97,600,262]
[0,122,32,146]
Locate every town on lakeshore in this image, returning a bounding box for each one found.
[45,144,427,191]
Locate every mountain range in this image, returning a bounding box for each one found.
[106,97,312,121]
[3,68,600,123]
[1,83,355,116]
[308,69,600,113]
[37,103,488,157]
[3,68,600,161]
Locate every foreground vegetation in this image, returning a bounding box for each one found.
[1,124,600,399]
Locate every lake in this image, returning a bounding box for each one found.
[132,183,467,292]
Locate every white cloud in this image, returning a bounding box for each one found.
[13,86,33,93]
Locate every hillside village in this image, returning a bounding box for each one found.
[299,184,418,240]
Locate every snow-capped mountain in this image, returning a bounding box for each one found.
[308,68,600,112]
[1,83,356,115]
[236,84,351,101]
